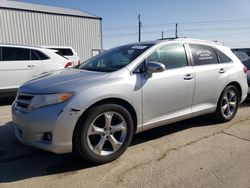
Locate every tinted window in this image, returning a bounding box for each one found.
[147,44,188,69]
[80,44,153,72]
[214,48,232,63]
[34,50,49,60]
[0,47,2,61]
[2,47,30,61]
[190,44,219,65]
[233,50,249,62]
[51,48,73,56]
[243,59,250,70]
[233,50,250,70]
[31,50,39,60]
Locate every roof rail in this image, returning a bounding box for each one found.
[158,37,187,40]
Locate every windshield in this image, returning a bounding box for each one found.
[233,50,250,70]
[243,59,250,70]
[233,50,250,62]
[79,44,153,72]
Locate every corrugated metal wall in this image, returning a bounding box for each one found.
[0,9,102,61]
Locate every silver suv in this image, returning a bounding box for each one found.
[12,38,248,164]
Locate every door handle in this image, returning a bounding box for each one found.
[219,68,226,74]
[27,65,36,68]
[184,73,194,80]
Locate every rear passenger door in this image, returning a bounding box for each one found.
[0,47,44,90]
[188,44,230,114]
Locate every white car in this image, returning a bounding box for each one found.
[0,44,73,96]
[42,46,80,67]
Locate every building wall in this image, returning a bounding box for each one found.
[0,8,102,61]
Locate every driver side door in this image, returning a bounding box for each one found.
[141,43,195,130]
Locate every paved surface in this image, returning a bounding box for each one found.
[0,97,250,188]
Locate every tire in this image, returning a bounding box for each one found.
[74,104,134,164]
[215,85,239,122]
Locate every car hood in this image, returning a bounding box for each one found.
[20,68,111,93]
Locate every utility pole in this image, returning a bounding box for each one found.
[161,31,164,39]
[138,14,142,42]
[175,23,178,38]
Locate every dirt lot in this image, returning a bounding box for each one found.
[0,97,250,188]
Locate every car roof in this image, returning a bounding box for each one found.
[0,43,49,50]
[127,37,223,47]
[41,46,74,49]
[0,44,64,56]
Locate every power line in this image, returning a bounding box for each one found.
[104,26,250,38]
[103,18,250,30]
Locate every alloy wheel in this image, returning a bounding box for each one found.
[87,111,127,156]
[221,90,237,118]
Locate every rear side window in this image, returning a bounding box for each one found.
[189,44,219,65]
[34,50,49,60]
[31,50,40,60]
[213,48,232,63]
[147,44,188,69]
[51,48,73,56]
[2,47,30,61]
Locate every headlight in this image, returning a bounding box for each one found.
[28,92,74,111]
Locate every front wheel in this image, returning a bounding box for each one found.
[215,85,239,122]
[74,104,134,164]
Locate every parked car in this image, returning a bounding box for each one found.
[12,38,248,164]
[232,49,250,97]
[42,46,80,67]
[232,48,250,57]
[0,44,73,96]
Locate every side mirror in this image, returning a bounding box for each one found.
[147,61,165,74]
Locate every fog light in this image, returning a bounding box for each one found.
[42,132,52,142]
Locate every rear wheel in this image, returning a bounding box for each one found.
[74,104,134,164]
[215,85,239,122]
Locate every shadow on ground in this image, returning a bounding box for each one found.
[0,113,220,183]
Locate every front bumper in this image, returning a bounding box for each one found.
[12,102,84,154]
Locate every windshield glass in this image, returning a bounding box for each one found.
[243,59,250,70]
[233,50,250,62]
[79,44,153,72]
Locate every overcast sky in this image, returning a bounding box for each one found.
[20,0,250,49]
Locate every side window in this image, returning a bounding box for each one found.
[147,44,188,69]
[31,50,40,60]
[0,47,2,61]
[52,48,73,56]
[189,44,219,65]
[34,50,49,60]
[213,48,232,63]
[2,47,30,61]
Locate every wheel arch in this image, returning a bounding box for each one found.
[225,81,242,102]
[217,81,242,105]
[72,97,138,148]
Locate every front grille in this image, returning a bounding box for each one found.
[15,93,35,112]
